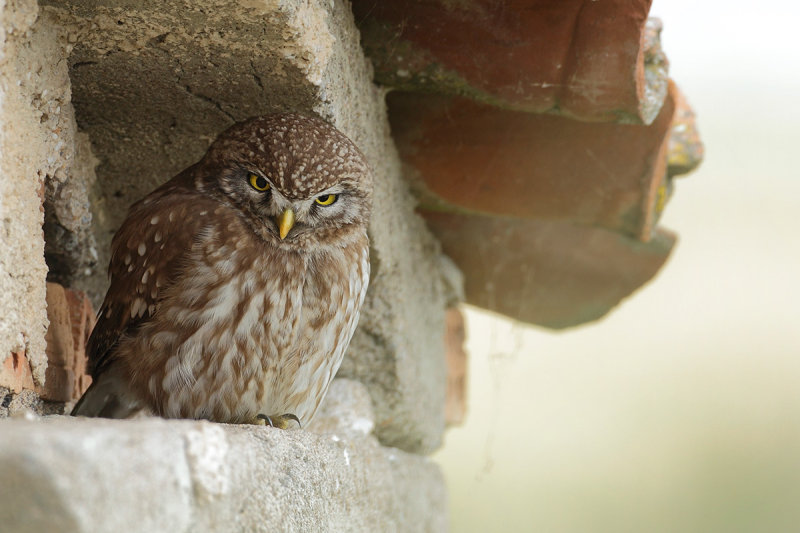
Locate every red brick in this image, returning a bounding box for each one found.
[40,283,95,401]
[44,282,74,367]
[0,350,35,393]
[64,288,95,397]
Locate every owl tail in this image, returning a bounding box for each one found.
[71,370,140,419]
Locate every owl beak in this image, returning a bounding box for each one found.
[277,208,295,240]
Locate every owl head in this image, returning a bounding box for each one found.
[195,113,373,248]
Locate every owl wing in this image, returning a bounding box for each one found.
[87,181,220,376]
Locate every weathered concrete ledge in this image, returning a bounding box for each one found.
[0,380,447,533]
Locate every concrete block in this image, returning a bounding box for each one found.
[42,129,99,292]
[40,0,448,453]
[0,416,448,532]
[308,378,376,439]
[0,0,83,387]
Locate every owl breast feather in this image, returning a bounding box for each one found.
[125,220,369,426]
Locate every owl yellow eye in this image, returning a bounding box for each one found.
[249,173,270,192]
[315,194,338,206]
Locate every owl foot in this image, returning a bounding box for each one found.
[256,413,301,429]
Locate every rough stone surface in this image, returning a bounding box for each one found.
[43,129,98,292]
[39,0,448,453]
[353,0,665,124]
[0,0,89,386]
[423,212,677,329]
[0,385,65,418]
[308,378,376,439]
[0,413,447,532]
[0,0,46,384]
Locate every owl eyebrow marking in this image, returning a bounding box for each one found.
[239,166,273,184]
[313,184,345,196]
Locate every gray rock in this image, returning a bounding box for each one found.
[0,416,448,533]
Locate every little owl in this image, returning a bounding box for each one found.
[72,113,372,429]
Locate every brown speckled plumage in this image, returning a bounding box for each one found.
[72,114,372,426]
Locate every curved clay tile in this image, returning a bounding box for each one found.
[353,0,668,124]
[422,212,676,329]
[389,82,680,242]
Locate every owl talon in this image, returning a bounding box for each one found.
[282,413,302,428]
[256,413,301,429]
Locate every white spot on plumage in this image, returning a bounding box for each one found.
[131,297,145,318]
[138,243,146,256]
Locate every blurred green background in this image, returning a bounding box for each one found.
[432,1,800,531]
